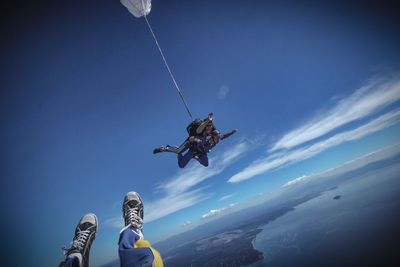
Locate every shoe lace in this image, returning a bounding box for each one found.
[62,227,90,254]
[126,206,143,229]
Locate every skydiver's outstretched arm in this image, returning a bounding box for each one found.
[221,129,238,140]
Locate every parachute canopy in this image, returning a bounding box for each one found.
[121,0,151,18]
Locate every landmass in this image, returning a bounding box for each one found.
[163,227,264,267]
[162,193,322,267]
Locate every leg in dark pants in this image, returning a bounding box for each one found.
[195,153,209,167]
[164,140,190,154]
[178,150,194,168]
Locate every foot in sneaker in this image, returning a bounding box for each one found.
[123,191,144,231]
[63,213,98,267]
[153,146,166,154]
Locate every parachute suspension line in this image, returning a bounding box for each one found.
[141,9,193,119]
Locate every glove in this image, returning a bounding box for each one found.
[208,112,213,121]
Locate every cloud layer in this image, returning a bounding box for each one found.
[270,76,400,152]
[229,75,400,183]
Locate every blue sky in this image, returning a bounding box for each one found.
[1,1,400,266]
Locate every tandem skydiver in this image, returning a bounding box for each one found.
[153,112,237,168]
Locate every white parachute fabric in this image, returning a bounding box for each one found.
[121,0,151,18]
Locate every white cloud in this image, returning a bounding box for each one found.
[282,143,400,187]
[145,187,211,223]
[201,203,237,220]
[219,194,235,201]
[270,76,400,152]
[104,217,124,229]
[228,108,400,183]
[218,85,230,99]
[181,220,192,227]
[282,175,309,187]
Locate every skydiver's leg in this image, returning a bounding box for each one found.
[153,140,190,155]
[119,227,155,267]
[178,150,193,168]
[119,191,164,267]
[196,154,209,167]
[177,140,191,154]
[164,140,190,154]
